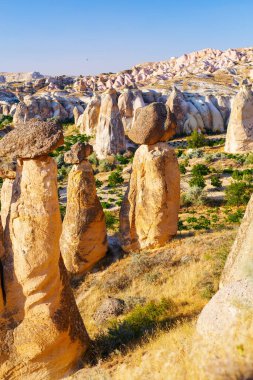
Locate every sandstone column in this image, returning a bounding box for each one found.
[0,120,89,379]
[120,103,180,252]
[60,142,108,276]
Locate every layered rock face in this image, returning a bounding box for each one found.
[60,143,107,276]
[225,85,253,153]
[193,195,253,379]
[94,89,126,159]
[79,95,101,135]
[0,121,89,379]
[120,143,180,252]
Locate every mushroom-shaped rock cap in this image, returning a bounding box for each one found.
[64,142,93,164]
[0,119,64,159]
[128,102,171,145]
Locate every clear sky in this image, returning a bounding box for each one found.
[1,0,253,76]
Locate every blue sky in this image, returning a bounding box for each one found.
[1,0,253,76]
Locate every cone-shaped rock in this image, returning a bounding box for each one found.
[120,143,180,252]
[166,87,188,135]
[225,85,253,153]
[118,89,134,134]
[0,157,89,379]
[80,95,101,135]
[94,89,126,159]
[60,143,107,276]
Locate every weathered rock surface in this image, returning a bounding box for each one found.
[0,157,89,379]
[193,279,253,380]
[0,119,63,159]
[79,95,101,135]
[93,297,125,324]
[220,194,253,287]
[94,89,126,159]
[225,85,253,153]
[120,143,180,252]
[118,89,134,133]
[64,142,93,164]
[128,102,175,144]
[60,160,107,276]
[166,87,189,135]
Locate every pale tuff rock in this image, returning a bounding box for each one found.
[225,85,253,153]
[94,89,126,159]
[73,106,83,125]
[60,159,108,276]
[64,142,93,164]
[205,95,225,133]
[79,95,101,135]
[120,143,180,252]
[0,119,64,159]
[0,157,89,379]
[128,102,176,145]
[167,87,188,134]
[220,194,253,287]
[0,219,4,314]
[118,89,145,134]
[193,279,253,380]
[190,97,212,131]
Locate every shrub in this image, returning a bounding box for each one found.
[115,154,130,165]
[108,171,124,187]
[95,179,103,188]
[52,133,90,156]
[181,186,207,206]
[98,160,114,173]
[187,131,206,148]
[186,148,204,159]
[0,115,13,129]
[191,164,210,176]
[186,215,211,230]
[89,152,99,166]
[210,175,222,188]
[179,163,186,174]
[189,174,206,189]
[104,211,118,230]
[226,209,244,223]
[225,182,253,206]
[245,153,253,165]
[101,201,111,209]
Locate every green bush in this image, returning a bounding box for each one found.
[226,209,244,223]
[104,211,118,230]
[115,154,130,165]
[95,179,103,188]
[181,186,207,206]
[51,133,90,156]
[108,171,124,187]
[98,160,114,173]
[186,215,211,230]
[191,164,210,176]
[101,201,111,209]
[0,115,13,129]
[225,182,253,206]
[189,175,206,189]
[245,153,253,165]
[187,131,206,148]
[210,175,222,188]
[89,152,99,166]
[179,163,186,174]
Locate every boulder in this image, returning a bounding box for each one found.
[60,160,108,276]
[128,102,175,145]
[94,89,126,159]
[80,96,101,135]
[0,119,64,159]
[120,143,180,252]
[93,297,125,324]
[64,142,93,164]
[220,194,253,287]
[225,85,253,153]
[0,156,89,379]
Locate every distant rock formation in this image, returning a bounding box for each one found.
[118,89,145,134]
[60,143,107,276]
[79,95,101,135]
[94,89,126,159]
[225,85,253,153]
[0,120,89,379]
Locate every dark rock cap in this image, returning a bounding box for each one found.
[128,102,175,145]
[0,119,64,159]
[64,142,93,164]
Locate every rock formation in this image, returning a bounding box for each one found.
[79,95,101,135]
[120,107,180,252]
[60,143,108,276]
[220,194,253,287]
[225,85,253,153]
[128,102,176,144]
[0,120,89,379]
[167,87,188,135]
[192,195,253,379]
[94,89,126,159]
[118,89,145,134]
